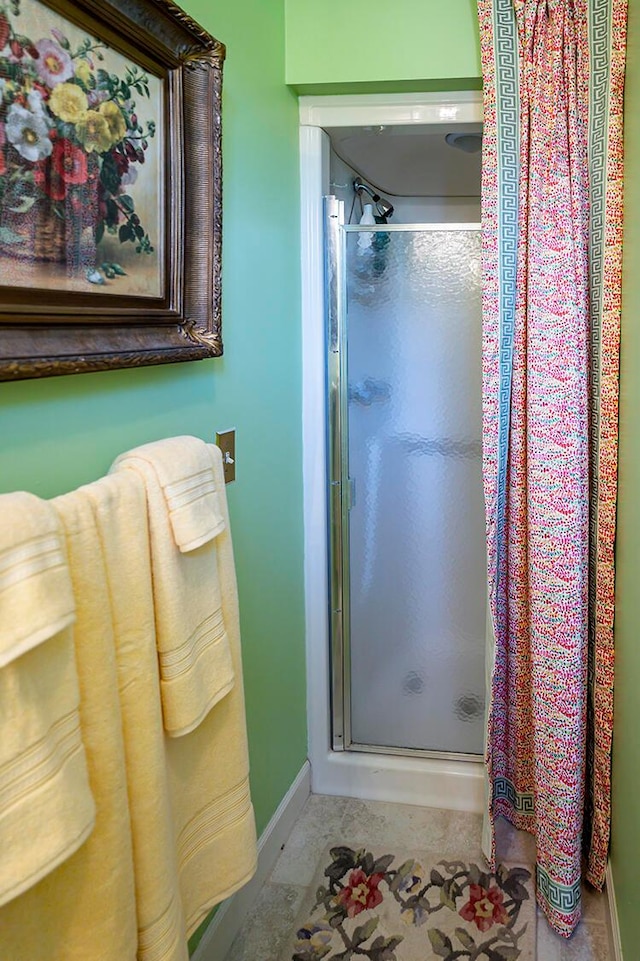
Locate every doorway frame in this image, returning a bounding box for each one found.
[300,91,486,810]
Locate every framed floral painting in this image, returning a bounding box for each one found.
[0,0,224,380]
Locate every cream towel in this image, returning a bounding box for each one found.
[85,472,188,961]
[0,492,95,907]
[0,491,75,666]
[0,491,137,961]
[111,435,225,552]
[94,449,256,945]
[111,436,234,737]
[166,446,257,936]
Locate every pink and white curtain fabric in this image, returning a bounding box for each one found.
[478,0,626,937]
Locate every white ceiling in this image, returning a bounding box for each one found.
[325,123,482,198]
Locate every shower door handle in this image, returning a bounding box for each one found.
[347,477,356,510]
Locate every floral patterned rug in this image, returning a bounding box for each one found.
[282,844,535,961]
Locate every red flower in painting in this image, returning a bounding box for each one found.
[337,869,384,919]
[52,138,88,185]
[459,884,509,933]
[111,149,129,178]
[37,138,88,200]
[0,13,9,50]
[0,123,6,177]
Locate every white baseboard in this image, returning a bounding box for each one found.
[606,863,624,961]
[311,749,485,814]
[192,761,311,961]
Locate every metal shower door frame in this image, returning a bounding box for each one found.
[326,195,351,752]
[325,195,483,762]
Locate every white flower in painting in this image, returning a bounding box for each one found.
[121,165,138,187]
[87,89,108,108]
[5,104,52,162]
[27,89,46,115]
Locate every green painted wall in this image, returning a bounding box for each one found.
[0,0,306,949]
[611,0,640,953]
[285,0,481,92]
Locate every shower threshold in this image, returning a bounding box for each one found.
[345,741,483,764]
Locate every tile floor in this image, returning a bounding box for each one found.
[223,794,613,961]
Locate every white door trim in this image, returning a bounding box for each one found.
[299,90,483,129]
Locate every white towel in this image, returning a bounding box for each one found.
[0,492,95,908]
[111,437,235,737]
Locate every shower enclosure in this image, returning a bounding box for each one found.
[326,196,487,760]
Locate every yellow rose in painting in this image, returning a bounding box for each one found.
[49,82,88,124]
[76,110,112,153]
[75,59,94,89]
[99,101,127,146]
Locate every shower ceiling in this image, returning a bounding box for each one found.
[325,123,482,198]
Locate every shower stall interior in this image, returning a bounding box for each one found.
[324,120,487,762]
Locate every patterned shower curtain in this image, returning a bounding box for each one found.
[478,0,626,937]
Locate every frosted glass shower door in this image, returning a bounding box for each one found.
[340,224,486,756]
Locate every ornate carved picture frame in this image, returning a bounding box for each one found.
[0,0,224,381]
